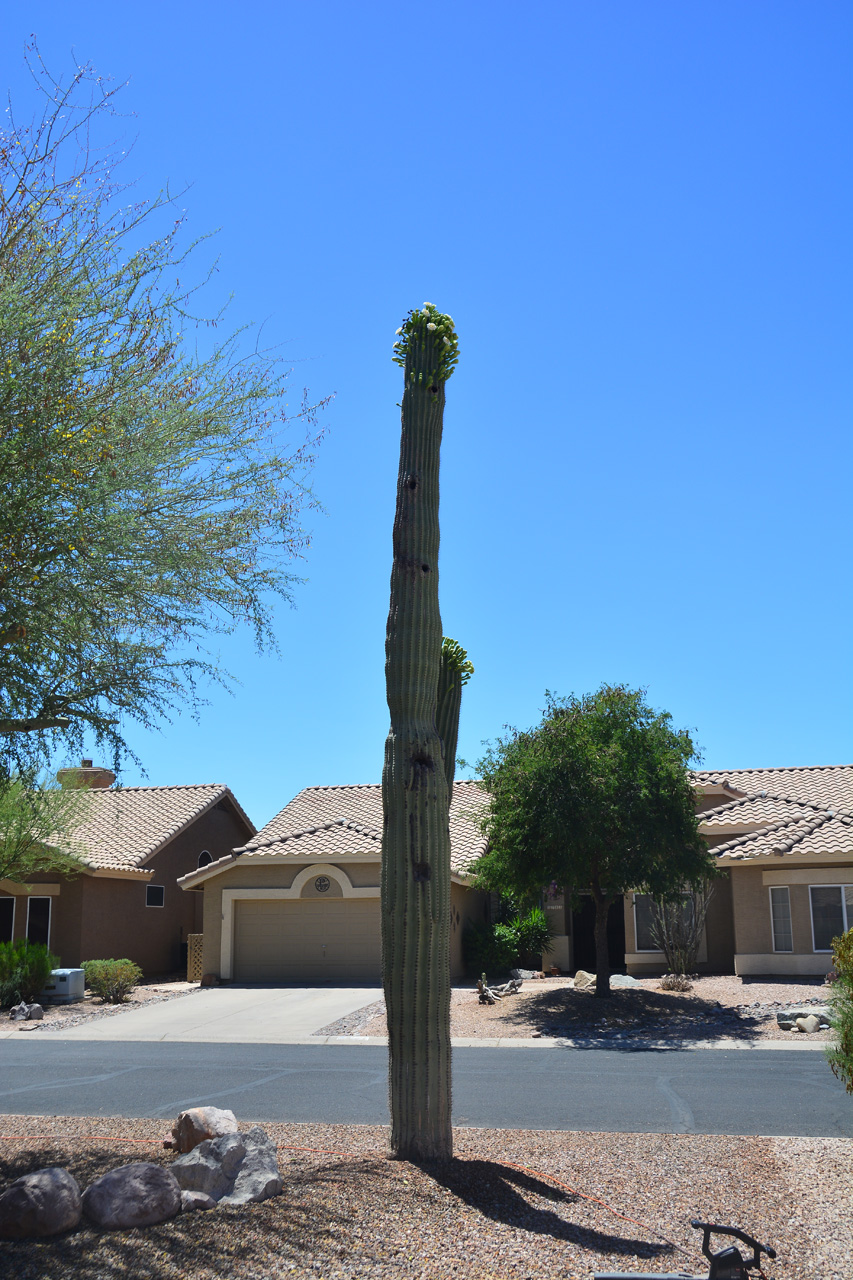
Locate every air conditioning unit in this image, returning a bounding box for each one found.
[41,968,85,1003]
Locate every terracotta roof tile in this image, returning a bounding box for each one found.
[60,784,254,873]
[238,780,489,875]
[694,765,853,816]
[714,811,853,863]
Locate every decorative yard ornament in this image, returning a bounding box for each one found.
[381,303,468,1161]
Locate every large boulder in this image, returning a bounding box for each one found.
[166,1106,239,1154]
[171,1127,282,1207]
[170,1132,246,1202]
[777,1006,831,1028]
[0,1167,82,1239]
[573,970,596,991]
[795,1014,821,1034]
[82,1162,181,1229]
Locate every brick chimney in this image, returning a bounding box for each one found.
[56,758,116,789]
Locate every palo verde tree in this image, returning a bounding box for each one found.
[382,302,469,1161]
[0,47,327,775]
[474,685,714,997]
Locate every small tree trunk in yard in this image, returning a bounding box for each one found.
[593,895,614,998]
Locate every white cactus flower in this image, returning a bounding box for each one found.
[395,327,402,334]
[443,336,450,345]
[424,301,433,307]
[427,322,436,331]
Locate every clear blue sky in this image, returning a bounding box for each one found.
[4,3,851,829]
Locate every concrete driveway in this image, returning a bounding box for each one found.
[33,986,382,1044]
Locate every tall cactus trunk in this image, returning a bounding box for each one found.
[382,304,458,1162]
[436,637,473,800]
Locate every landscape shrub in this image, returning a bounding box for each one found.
[659,972,693,992]
[826,927,853,1094]
[463,907,552,978]
[82,958,143,1004]
[0,939,59,1006]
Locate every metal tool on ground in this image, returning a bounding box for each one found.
[594,1218,777,1280]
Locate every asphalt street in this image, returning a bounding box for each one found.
[0,1042,848,1136]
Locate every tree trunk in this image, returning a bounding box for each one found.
[593,895,613,998]
[381,309,453,1161]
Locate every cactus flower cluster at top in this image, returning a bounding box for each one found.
[392,302,459,382]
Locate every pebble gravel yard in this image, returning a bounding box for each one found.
[0,1115,849,1279]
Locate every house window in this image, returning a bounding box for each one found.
[810,885,853,952]
[146,884,166,909]
[633,894,660,951]
[769,886,793,952]
[0,896,14,942]
[633,893,693,952]
[197,850,213,868]
[26,897,51,947]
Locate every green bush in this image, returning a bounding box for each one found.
[826,928,853,1094]
[463,907,552,978]
[82,958,143,1004]
[0,939,59,1006]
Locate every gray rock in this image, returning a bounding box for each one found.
[778,1019,796,1031]
[220,1127,282,1207]
[9,1002,29,1021]
[180,1189,216,1212]
[795,1014,821,1034]
[166,1106,239,1154]
[0,1167,82,1239]
[82,1162,181,1229]
[509,968,537,980]
[26,1003,44,1020]
[610,974,640,988]
[777,1005,830,1026]
[171,1127,282,1207]
[573,970,596,991]
[171,1132,247,1201]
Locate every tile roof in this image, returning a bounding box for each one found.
[59,784,254,873]
[698,794,820,832]
[713,810,853,863]
[694,765,853,815]
[234,779,490,875]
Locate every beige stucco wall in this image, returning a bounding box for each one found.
[729,861,853,974]
[198,861,485,982]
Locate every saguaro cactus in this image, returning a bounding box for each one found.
[437,637,474,798]
[382,302,460,1161]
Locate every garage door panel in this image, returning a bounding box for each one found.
[233,898,381,983]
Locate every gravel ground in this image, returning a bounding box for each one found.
[318,976,837,1044]
[7,980,200,1035]
[0,1114,848,1279]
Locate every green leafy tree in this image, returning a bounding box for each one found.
[826,927,853,1094]
[474,685,714,997]
[381,302,466,1161]
[0,47,327,771]
[0,773,84,884]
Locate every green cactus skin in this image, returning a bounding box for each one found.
[437,638,474,798]
[382,304,459,1161]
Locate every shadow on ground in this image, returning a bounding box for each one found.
[495,985,765,1045]
[0,1143,674,1279]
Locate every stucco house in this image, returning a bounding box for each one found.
[0,762,255,975]
[179,780,491,984]
[180,763,852,985]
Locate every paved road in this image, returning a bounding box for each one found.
[0,1042,847,1136]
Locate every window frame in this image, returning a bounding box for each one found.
[146,884,166,909]
[809,884,852,953]
[26,895,51,947]
[632,893,663,953]
[768,885,793,953]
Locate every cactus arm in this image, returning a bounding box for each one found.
[436,637,474,798]
[381,304,458,1161]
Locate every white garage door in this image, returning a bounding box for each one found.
[232,898,382,983]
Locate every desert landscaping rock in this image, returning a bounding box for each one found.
[171,1127,283,1207]
[166,1105,239,1154]
[82,1161,181,1229]
[180,1189,217,1212]
[0,1166,82,1239]
[795,1014,821,1033]
[572,969,596,991]
[9,1000,43,1021]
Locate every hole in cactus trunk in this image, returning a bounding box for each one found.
[429,385,438,393]
[406,475,418,490]
[421,563,430,573]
